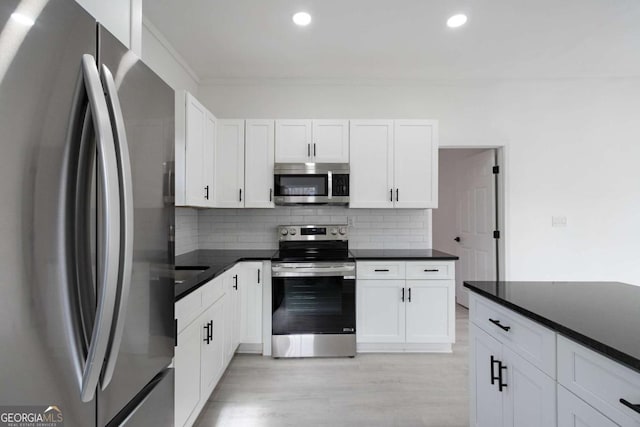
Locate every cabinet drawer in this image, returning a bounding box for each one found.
[176,288,202,333]
[405,261,453,279]
[558,335,640,426]
[202,276,225,308]
[469,293,556,378]
[357,262,405,279]
[558,385,618,427]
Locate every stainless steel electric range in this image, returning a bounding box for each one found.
[271,225,356,358]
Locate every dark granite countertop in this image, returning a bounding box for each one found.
[350,249,458,260]
[464,281,640,374]
[175,248,458,301]
[175,250,276,300]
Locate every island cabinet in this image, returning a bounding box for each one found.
[469,291,640,427]
[470,293,557,427]
[356,260,455,352]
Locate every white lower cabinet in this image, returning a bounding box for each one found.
[470,292,640,427]
[175,261,265,427]
[356,261,455,352]
[357,279,405,343]
[239,262,263,351]
[200,297,226,397]
[174,316,202,427]
[470,324,503,427]
[470,310,556,427]
[558,385,618,427]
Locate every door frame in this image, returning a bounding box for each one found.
[432,145,507,292]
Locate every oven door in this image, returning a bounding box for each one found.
[271,263,355,335]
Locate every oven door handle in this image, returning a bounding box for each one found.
[271,265,355,277]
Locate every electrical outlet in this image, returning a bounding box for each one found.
[348,217,355,227]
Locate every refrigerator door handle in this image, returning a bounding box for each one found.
[99,64,135,390]
[79,54,121,403]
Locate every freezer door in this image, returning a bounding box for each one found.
[106,369,174,427]
[0,0,99,424]
[96,26,175,426]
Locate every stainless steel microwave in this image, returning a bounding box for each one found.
[274,163,350,205]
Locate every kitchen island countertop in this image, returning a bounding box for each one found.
[465,280,640,373]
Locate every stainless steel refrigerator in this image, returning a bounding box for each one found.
[0,0,175,425]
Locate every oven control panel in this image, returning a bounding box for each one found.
[278,224,348,241]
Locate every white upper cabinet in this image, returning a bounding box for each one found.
[311,120,349,163]
[350,120,438,209]
[176,91,215,207]
[275,120,312,162]
[214,120,245,208]
[245,120,275,208]
[394,120,438,209]
[349,120,394,208]
[275,120,349,163]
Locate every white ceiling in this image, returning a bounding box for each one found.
[142,0,640,82]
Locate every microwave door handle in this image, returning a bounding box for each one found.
[328,171,332,199]
[99,64,134,390]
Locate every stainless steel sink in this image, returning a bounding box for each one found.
[174,266,208,284]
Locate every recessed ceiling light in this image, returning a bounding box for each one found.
[11,13,35,27]
[447,14,467,28]
[292,12,312,27]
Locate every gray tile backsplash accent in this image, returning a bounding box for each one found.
[175,207,199,255]
[196,207,432,250]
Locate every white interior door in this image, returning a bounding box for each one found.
[456,150,497,307]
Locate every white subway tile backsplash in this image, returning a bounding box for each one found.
[175,207,199,255]
[192,206,431,250]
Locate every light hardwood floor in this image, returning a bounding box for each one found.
[195,305,469,427]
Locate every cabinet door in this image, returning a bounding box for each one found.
[312,120,349,163]
[203,113,216,207]
[223,267,241,363]
[174,320,201,427]
[558,385,618,427]
[240,262,263,345]
[502,346,556,427]
[245,120,275,208]
[215,120,245,207]
[349,120,394,208]
[356,279,405,343]
[405,280,454,343]
[184,93,208,206]
[470,324,503,427]
[275,120,312,162]
[393,120,438,208]
[200,298,226,397]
